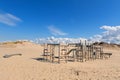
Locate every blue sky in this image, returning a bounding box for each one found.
[0,0,120,42]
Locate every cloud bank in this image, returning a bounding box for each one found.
[91,25,120,44]
[35,36,87,44]
[48,25,67,36]
[35,25,120,44]
[0,12,22,26]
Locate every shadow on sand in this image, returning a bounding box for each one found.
[32,57,76,63]
[32,57,55,63]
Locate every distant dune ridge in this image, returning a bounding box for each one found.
[0,41,120,80]
[1,40,120,49]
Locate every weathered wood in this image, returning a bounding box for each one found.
[101,53,112,58]
[3,53,22,58]
[42,41,112,63]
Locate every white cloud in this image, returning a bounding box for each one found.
[34,36,87,44]
[0,12,22,26]
[91,25,120,44]
[90,35,102,42]
[100,25,120,31]
[35,25,120,44]
[48,25,67,36]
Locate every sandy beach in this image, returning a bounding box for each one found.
[0,41,120,80]
[1,0,120,80]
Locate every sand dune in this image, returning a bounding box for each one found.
[0,41,120,80]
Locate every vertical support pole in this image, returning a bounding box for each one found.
[85,40,86,60]
[48,44,52,62]
[52,45,54,63]
[92,43,94,60]
[73,50,75,62]
[90,43,92,59]
[99,47,101,59]
[88,43,90,60]
[58,44,60,63]
[82,43,83,62]
[43,43,45,61]
[100,46,103,59]
[46,44,48,61]
[50,44,52,62]
[66,44,68,62]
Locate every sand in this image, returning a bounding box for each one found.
[0,42,120,80]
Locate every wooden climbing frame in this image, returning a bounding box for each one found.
[42,40,111,63]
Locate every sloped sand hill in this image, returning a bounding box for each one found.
[0,41,120,80]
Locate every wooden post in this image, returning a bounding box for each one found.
[73,50,75,62]
[81,43,83,62]
[58,44,60,63]
[88,43,90,60]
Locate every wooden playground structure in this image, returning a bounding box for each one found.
[42,40,112,63]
